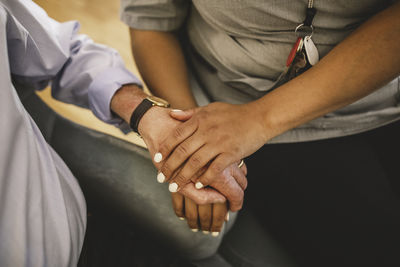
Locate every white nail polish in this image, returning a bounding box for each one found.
[154,153,162,163]
[202,230,210,234]
[195,182,204,189]
[171,109,183,112]
[179,217,185,221]
[191,228,199,232]
[211,232,220,237]
[157,172,165,183]
[226,213,230,221]
[169,182,178,193]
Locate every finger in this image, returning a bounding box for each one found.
[207,170,245,212]
[158,165,182,184]
[184,197,199,232]
[155,119,198,166]
[179,183,226,205]
[196,153,237,189]
[170,109,196,121]
[210,202,228,236]
[171,193,185,219]
[215,180,244,212]
[198,204,212,233]
[231,164,248,191]
[168,146,219,193]
[160,133,205,185]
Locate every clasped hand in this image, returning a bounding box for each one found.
[153,101,267,200]
[139,104,248,209]
[141,102,264,232]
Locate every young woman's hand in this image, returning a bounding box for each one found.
[155,102,264,194]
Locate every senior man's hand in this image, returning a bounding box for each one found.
[138,105,247,211]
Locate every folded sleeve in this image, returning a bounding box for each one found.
[4,0,142,127]
[120,0,189,31]
[51,32,143,126]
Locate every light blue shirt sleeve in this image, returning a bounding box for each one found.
[3,0,142,127]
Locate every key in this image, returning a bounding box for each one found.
[287,51,307,80]
[274,38,305,89]
[286,37,304,67]
[304,36,319,65]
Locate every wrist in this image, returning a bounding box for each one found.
[138,106,178,153]
[245,100,280,143]
[138,106,166,138]
[110,84,148,123]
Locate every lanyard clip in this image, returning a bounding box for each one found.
[295,6,317,38]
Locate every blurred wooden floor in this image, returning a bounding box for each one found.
[34,0,145,147]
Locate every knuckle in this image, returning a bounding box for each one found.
[196,195,207,205]
[211,162,224,176]
[174,173,188,184]
[232,200,244,212]
[230,191,244,207]
[201,173,213,186]
[218,176,230,188]
[176,144,189,157]
[173,127,185,139]
[161,164,172,177]
[159,143,170,156]
[237,189,244,201]
[189,155,202,168]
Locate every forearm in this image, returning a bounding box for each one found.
[254,2,400,141]
[130,29,197,109]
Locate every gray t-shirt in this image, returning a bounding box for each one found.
[121,0,400,143]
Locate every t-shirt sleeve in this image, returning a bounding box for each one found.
[120,0,189,31]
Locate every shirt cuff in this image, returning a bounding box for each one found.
[88,66,142,129]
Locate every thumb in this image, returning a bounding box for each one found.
[170,108,196,122]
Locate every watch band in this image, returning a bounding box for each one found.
[130,98,154,134]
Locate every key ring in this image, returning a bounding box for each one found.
[295,23,314,38]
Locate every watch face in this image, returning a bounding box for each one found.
[147,96,170,107]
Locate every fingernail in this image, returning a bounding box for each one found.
[171,109,183,112]
[157,172,165,183]
[191,228,199,232]
[202,230,209,235]
[211,232,220,237]
[154,152,162,163]
[169,182,178,193]
[179,217,185,221]
[195,182,204,189]
[226,213,230,221]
